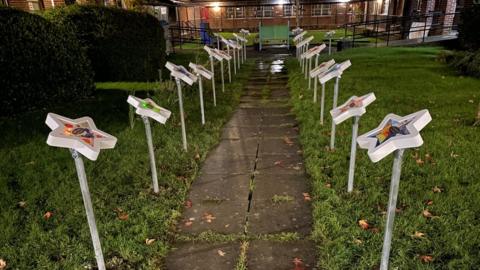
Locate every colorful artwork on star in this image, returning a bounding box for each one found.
[339,97,364,113]
[63,122,103,146]
[141,100,162,113]
[369,118,413,147]
[175,66,196,80]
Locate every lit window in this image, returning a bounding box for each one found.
[312,4,331,16]
[263,6,274,17]
[226,7,235,18]
[283,5,293,17]
[236,7,245,18]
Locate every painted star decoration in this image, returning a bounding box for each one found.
[127,95,171,124]
[357,109,432,163]
[304,44,326,59]
[318,60,352,84]
[189,63,213,80]
[296,35,314,48]
[310,59,336,79]
[46,113,117,161]
[165,61,198,85]
[213,48,232,61]
[293,30,307,43]
[330,92,376,125]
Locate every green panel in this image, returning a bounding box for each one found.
[260,25,289,40]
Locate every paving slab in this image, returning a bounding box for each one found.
[255,154,304,175]
[225,112,263,127]
[248,198,312,235]
[252,174,309,201]
[259,126,298,138]
[200,155,255,174]
[259,137,301,155]
[209,138,259,157]
[166,242,240,270]
[178,200,247,234]
[261,115,296,126]
[247,240,316,270]
[221,126,261,140]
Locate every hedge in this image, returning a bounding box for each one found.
[45,5,166,82]
[0,7,94,117]
[458,6,480,51]
[448,50,480,78]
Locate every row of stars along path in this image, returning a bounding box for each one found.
[166,51,316,270]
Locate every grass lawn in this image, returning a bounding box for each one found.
[0,51,254,269]
[287,46,480,269]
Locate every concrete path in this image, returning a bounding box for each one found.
[166,52,315,270]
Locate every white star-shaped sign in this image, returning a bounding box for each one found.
[293,31,307,43]
[310,59,335,78]
[213,48,232,61]
[296,36,314,48]
[204,46,223,61]
[189,63,213,80]
[304,44,326,59]
[165,61,198,85]
[227,39,242,49]
[318,60,352,84]
[325,30,336,39]
[127,95,171,124]
[233,33,247,43]
[240,29,250,35]
[330,92,376,125]
[357,109,432,163]
[46,113,117,161]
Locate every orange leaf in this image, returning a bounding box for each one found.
[419,255,433,263]
[425,199,433,206]
[274,160,284,167]
[358,219,369,230]
[416,158,424,165]
[0,259,6,270]
[432,186,443,193]
[43,211,53,220]
[292,257,305,270]
[217,249,226,257]
[202,212,216,223]
[118,212,129,221]
[283,136,294,146]
[184,200,193,208]
[422,209,437,219]
[302,193,311,201]
[411,231,426,239]
[184,220,193,227]
[145,238,156,245]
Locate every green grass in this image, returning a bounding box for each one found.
[287,46,480,269]
[0,51,254,269]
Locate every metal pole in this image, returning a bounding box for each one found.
[347,116,359,192]
[71,150,106,270]
[320,83,325,125]
[330,76,340,150]
[237,47,241,69]
[217,36,220,49]
[232,46,237,74]
[380,149,405,270]
[158,69,163,83]
[313,77,318,103]
[198,76,205,125]
[142,116,159,193]
[209,56,217,107]
[221,60,225,93]
[306,57,311,82]
[228,60,232,83]
[329,38,332,55]
[175,78,188,151]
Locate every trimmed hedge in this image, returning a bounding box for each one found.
[45,5,166,82]
[0,7,94,117]
[458,6,480,51]
[449,50,480,78]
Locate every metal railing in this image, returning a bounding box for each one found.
[343,11,460,48]
[169,26,212,51]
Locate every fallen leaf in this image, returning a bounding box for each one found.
[425,153,433,162]
[353,238,363,245]
[283,136,294,146]
[202,212,216,223]
[118,212,129,221]
[419,255,434,263]
[184,221,193,227]
[358,219,369,230]
[411,231,426,239]
[425,199,433,206]
[43,211,53,220]
[217,249,226,257]
[0,259,6,270]
[292,257,305,270]
[145,238,156,245]
[469,99,474,103]
[325,183,332,188]
[292,165,301,171]
[18,201,27,208]
[302,193,311,201]
[416,158,424,165]
[274,160,284,167]
[194,153,201,160]
[450,152,459,158]
[184,200,193,208]
[432,186,443,193]
[422,209,437,219]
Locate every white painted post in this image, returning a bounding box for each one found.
[142,116,159,192]
[175,78,187,151]
[347,116,359,192]
[220,60,225,93]
[71,149,106,270]
[320,83,325,125]
[198,76,205,125]
[380,149,405,270]
[330,76,340,150]
[209,56,217,107]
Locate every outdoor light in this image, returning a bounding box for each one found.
[212,2,220,12]
[330,92,376,192]
[127,96,171,194]
[46,113,117,270]
[357,109,432,270]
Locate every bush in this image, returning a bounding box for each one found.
[0,7,94,117]
[45,5,166,82]
[448,50,480,78]
[458,6,480,51]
